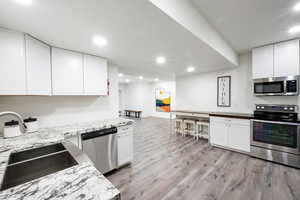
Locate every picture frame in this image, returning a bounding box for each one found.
[155,89,171,112]
[217,76,231,107]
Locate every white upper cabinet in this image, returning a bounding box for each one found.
[252,40,300,79]
[252,45,274,79]
[0,28,109,96]
[0,28,26,95]
[274,39,300,77]
[83,54,108,95]
[25,35,51,95]
[52,48,84,95]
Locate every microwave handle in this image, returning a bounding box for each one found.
[252,119,300,126]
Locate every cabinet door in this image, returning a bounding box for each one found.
[252,45,274,79]
[25,35,51,95]
[52,48,84,95]
[210,121,228,147]
[117,132,133,166]
[0,28,26,95]
[227,121,250,152]
[274,39,300,77]
[83,54,108,95]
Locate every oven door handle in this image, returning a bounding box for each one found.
[252,119,300,126]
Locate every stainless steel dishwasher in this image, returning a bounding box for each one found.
[81,127,118,174]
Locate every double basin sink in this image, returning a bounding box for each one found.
[0,142,89,191]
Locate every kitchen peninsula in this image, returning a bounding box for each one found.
[0,118,133,200]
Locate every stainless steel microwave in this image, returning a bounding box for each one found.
[253,76,299,96]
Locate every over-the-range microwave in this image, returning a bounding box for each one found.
[253,76,299,96]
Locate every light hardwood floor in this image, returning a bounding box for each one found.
[107,117,300,200]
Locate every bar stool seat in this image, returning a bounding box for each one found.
[174,119,184,135]
[195,120,210,140]
[183,119,196,137]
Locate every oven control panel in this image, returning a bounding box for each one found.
[255,104,298,113]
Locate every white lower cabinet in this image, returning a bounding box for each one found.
[210,121,227,147]
[117,125,133,167]
[210,117,250,153]
[227,122,250,152]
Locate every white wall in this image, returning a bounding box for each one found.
[120,80,176,118]
[176,53,300,113]
[121,82,153,117]
[0,66,119,130]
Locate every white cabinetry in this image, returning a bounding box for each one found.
[274,39,300,77]
[252,45,274,79]
[52,48,84,95]
[0,28,26,95]
[0,28,109,96]
[117,125,133,167]
[227,120,250,152]
[252,40,300,79]
[210,117,250,153]
[25,35,51,95]
[210,119,227,147]
[83,54,108,95]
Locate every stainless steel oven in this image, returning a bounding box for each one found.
[251,104,300,168]
[251,120,300,155]
[253,76,299,96]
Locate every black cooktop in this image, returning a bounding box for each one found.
[253,110,300,123]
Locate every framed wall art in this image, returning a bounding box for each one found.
[155,89,171,112]
[217,76,231,107]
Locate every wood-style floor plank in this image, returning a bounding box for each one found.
[107,117,300,200]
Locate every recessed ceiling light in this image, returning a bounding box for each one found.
[14,0,32,5]
[154,78,159,82]
[139,76,143,80]
[93,35,107,47]
[187,66,195,72]
[288,25,300,34]
[156,56,166,64]
[293,2,300,11]
[125,79,130,83]
[118,73,124,77]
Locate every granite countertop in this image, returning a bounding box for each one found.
[171,110,253,119]
[0,118,133,200]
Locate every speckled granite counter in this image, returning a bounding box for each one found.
[0,118,133,200]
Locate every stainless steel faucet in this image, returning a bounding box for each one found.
[0,111,27,133]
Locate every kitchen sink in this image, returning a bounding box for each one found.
[0,143,79,191]
[8,143,66,165]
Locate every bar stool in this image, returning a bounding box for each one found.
[195,121,210,140]
[174,119,184,135]
[183,119,196,137]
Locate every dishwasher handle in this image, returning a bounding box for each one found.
[81,127,117,140]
